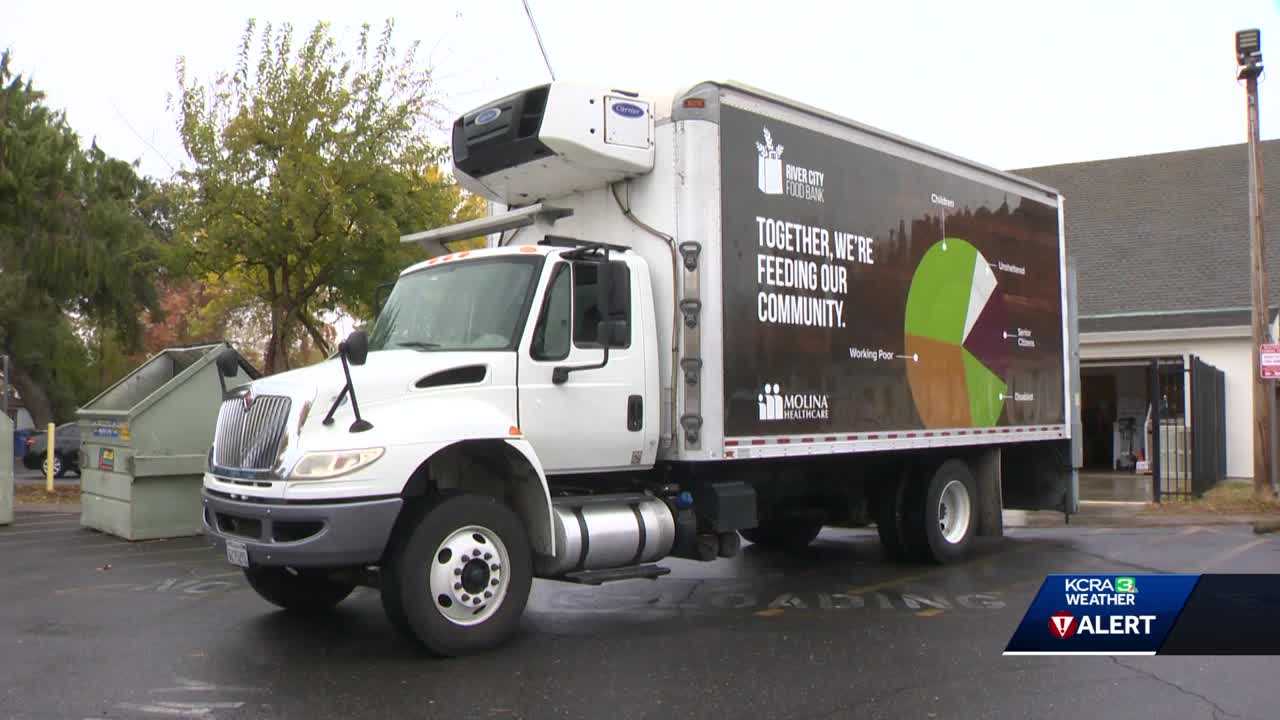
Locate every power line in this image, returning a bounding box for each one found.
[520,0,556,81]
[112,102,177,175]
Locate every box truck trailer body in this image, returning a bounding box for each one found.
[201,80,1079,655]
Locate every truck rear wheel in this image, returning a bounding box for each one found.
[381,494,532,656]
[243,567,355,613]
[874,474,913,561]
[904,459,977,564]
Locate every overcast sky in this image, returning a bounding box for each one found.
[4,0,1280,180]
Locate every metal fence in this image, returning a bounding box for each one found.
[1151,356,1226,501]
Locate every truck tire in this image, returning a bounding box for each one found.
[381,494,532,656]
[740,520,823,552]
[903,459,977,564]
[874,474,912,561]
[243,567,355,612]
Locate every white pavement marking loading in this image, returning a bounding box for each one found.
[113,703,211,717]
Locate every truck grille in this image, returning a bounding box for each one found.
[213,395,291,471]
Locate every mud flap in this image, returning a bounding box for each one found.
[1001,440,1076,515]
[973,447,1002,537]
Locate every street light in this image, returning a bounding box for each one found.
[1238,29,1263,74]
[1236,28,1275,500]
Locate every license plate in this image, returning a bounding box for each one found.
[225,540,249,568]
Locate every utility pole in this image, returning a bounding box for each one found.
[1237,29,1275,500]
[521,0,556,81]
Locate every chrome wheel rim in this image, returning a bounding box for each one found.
[44,456,61,476]
[429,525,510,626]
[937,479,972,544]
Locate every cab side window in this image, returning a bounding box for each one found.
[572,260,631,348]
[531,263,571,361]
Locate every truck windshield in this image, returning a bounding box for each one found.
[368,256,542,353]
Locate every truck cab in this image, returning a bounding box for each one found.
[371,242,661,474]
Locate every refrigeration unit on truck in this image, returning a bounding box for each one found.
[201,80,1079,655]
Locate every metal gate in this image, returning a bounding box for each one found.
[1151,356,1225,501]
[1190,356,1227,496]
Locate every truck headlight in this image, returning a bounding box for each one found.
[289,448,384,480]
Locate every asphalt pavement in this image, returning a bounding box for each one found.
[1,512,1278,719]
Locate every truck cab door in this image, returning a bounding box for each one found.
[518,256,656,474]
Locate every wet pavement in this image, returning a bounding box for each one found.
[1078,471,1152,502]
[1,511,1278,719]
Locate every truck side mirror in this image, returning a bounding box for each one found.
[341,330,369,366]
[597,320,627,347]
[596,256,612,324]
[552,257,623,385]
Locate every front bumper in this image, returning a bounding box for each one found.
[201,489,402,568]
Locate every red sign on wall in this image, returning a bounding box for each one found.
[1261,343,1280,379]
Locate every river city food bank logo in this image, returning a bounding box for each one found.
[754,127,824,203]
[758,383,830,421]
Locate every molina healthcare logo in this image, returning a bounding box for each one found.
[757,383,830,421]
[754,126,824,202]
[1006,574,1199,655]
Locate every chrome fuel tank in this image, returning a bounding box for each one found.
[536,494,675,577]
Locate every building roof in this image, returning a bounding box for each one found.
[1014,140,1280,331]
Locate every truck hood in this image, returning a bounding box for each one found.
[248,349,508,416]
[209,348,518,495]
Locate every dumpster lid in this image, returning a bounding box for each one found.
[77,343,259,419]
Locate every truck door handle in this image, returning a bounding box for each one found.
[627,395,643,432]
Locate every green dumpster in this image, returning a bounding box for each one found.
[0,413,12,525]
[78,343,257,540]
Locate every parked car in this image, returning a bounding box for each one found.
[22,423,81,477]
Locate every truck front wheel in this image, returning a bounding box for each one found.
[381,494,532,656]
[243,567,355,612]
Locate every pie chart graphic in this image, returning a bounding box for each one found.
[904,238,1008,428]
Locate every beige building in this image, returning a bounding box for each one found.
[1018,141,1280,494]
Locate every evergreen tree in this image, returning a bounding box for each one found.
[0,50,165,424]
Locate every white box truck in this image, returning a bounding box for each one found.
[201,81,1080,655]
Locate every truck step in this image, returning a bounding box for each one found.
[561,564,671,585]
